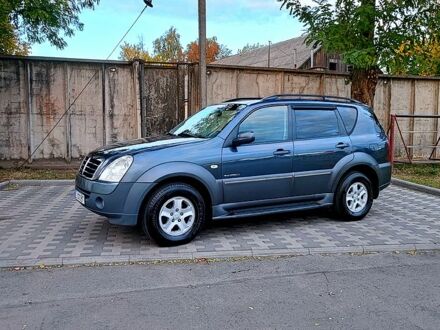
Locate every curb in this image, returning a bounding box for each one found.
[1,243,438,269]
[0,179,74,190]
[392,178,440,197]
[0,180,10,190]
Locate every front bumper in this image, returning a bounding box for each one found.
[75,175,155,226]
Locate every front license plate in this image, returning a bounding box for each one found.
[75,190,85,205]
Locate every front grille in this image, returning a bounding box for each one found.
[79,156,103,179]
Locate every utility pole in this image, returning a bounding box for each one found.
[293,48,297,69]
[268,41,271,67]
[198,0,207,108]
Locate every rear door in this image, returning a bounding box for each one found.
[293,107,353,196]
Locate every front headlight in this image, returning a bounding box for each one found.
[99,155,133,182]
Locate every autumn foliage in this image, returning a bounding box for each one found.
[120,27,232,64]
[391,39,440,76]
[186,37,221,63]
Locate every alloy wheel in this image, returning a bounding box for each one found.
[159,196,196,236]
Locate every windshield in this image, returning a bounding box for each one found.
[169,103,247,138]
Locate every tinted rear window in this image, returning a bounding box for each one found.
[338,106,358,134]
[352,107,385,136]
[371,111,385,134]
[295,110,340,139]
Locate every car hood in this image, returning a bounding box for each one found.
[91,135,205,156]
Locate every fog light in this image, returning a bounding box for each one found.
[95,197,104,209]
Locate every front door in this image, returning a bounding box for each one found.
[293,108,353,196]
[222,105,293,204]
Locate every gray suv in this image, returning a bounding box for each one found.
[75,94,391,246]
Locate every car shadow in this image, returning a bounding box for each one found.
[206,207,336,229]
[121,207,346,244]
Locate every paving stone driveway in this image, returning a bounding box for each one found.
[0,183,439,266]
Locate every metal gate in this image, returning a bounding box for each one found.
[388,114,440,163]
[140,63,197,137]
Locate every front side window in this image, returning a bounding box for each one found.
[170,103,247,138]
[239,106,289,144]
[295,109,340,139]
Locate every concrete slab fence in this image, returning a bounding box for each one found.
[1,56,439,163]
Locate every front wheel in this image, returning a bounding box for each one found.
[333,172,373,221]
[142,183,206,246]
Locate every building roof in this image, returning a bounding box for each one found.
[214,35,317,69]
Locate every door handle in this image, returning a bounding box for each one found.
[273,149,291,156]
[336,142,350,149]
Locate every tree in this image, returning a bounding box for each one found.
[152,26,184,62]
[218,43,233,60]
[237,43,264,55]
[0,0,99,55]
[185,37,232,63]
[0,20,29,55]
[120,28,195,63]
[279,0,440,107]
[119,36,155,61]
[391,39,440,76]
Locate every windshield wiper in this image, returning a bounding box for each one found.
[175,130,204,138]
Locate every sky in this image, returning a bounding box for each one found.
[31,0,305,60]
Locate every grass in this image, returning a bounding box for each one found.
[0,168,77,182]
[1,163,439,190]
[393,163,440,189]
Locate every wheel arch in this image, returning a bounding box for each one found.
[135,162,219,225]
[334,164,380,199]
[154,175,213,206]
[137,175,214,226]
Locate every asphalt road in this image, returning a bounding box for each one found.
[1,252,440,330]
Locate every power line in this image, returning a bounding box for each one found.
[20,4,149,167]
[105,5,148,61]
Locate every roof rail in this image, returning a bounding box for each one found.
[261,94,362,104]
[223,97,261,102]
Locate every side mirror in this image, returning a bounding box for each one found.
[232,131,255,147]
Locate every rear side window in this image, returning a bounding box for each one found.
[239,105,289,144]
[295,110,340,139]
[338,106,358,134]
[371,111,385,134]
[352,107,385,136]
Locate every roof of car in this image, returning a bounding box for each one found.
[223,94,365,107]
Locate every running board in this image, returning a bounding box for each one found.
[212,201,332,220]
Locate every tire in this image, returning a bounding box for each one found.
[333,171,373,221]
[141,183,206,246]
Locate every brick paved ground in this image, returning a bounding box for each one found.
[0,183,439,267]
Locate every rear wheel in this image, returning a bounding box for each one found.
[142,183,206,246]
[333,172,373,221]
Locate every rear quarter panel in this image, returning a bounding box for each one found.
[349,106,389,164]
[333,106,391,191]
